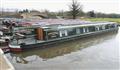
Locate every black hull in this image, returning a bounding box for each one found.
[20,28,118,51]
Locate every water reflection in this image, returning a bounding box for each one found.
[6,30,118,64]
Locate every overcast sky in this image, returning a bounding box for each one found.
[0,0,120,14]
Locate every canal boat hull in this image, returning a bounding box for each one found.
[9,28,118,52]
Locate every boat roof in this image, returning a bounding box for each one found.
[1,18,117,26]
[7,19,115,26]
[11,19,117,31]
[57,22,116,29]
[37,19,116,29]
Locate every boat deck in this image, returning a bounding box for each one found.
[0,49,14,70]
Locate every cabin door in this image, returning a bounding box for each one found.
[59,30,68,37]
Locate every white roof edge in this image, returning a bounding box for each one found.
[58,22,115,29]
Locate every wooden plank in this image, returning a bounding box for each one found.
[36,28,44,40]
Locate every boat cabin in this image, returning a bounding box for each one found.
[12,21,118,41]
[40,22,118,40]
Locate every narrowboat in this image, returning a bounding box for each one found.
[8,20,119,52]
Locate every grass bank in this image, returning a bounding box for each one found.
[81,18,120,24]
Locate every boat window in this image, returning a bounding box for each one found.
[105,24,110,29]
[110,24,115,28]
[47,30,60,39]
[83,27,88,33]
[88,26,96,32]
[10,40,19,45]
[76,28,80,34]
[95,26,99,31]
[99,26,103,30]
[59,30,65,37]
[102,25,105,30]
[14,27,35,36]
[67,28,76,36]
[79,27,84,34]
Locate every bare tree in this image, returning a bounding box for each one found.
[69,0,82,19]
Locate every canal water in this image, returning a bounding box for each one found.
[5,28,120,70]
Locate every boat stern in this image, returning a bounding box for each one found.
[9,44,22,52]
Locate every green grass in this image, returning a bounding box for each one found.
[81,18,120,24]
